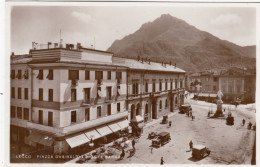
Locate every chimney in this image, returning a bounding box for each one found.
[142,58,144,63]
[77,43,81,50]
[11,52,14,56]
[138,55,140,61]
[174,63,176,68]
[162,61,163,66]
[145,57,147,62]
[169,61,171,66]
[149,59,151,64]
[47,42,52,49]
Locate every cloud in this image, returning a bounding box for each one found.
[71,11,92,23]
[210,13,242,28]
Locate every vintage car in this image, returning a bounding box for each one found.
[151,132,171,147]
[179,103,192,114]
[192,145,211,159]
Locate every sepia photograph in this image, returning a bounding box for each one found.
[7,2,257,165]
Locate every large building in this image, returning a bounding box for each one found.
[10,42,185,154]
[188,67,256,103]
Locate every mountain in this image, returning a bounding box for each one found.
[107,14,256,72]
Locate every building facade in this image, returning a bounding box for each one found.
[10,42,186,154]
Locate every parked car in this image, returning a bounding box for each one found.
[179,103,192,114]
[151,132,171,147]
[192,145,211,159]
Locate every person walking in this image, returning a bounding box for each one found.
[189,140,193,151]
[120,148,125,160]
[132,139,136,150]
[160,157,165,165]
[242,119,245,126]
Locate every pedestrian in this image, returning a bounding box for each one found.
[120,148,125,160]
[248,122,252,129]
[208,111,210,117]
[242,119,245,126]
[132,139,136,150]
[192,116,195,121]
[160,157,165,165]
[190,111,193,117]
[169,121,172,127]
[189,140,193,151]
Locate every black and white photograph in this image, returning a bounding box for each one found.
[6,2,258,165]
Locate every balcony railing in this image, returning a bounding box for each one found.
[97,79,103,86]
[71,79,78,87]
[82,99,91,106]
[105,96,113,102]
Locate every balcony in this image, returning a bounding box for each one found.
[97,79,103,86]
[105,96,113,103]
[71,79,78,87]
[82,99,91,106]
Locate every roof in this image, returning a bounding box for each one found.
[158,132,170,136]
[193,145,206,150]
[113,58,185,73]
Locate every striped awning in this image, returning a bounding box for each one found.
[85,129,102,140]
[96,125,113,136]
[65,134,89,148]
[108,122,121,132]
[117,119,130,129]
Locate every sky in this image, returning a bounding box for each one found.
[10,4,256,55]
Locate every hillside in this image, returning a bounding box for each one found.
[107,14,256,72]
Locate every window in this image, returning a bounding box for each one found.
[159,101,162,110]
[18,88,21,99]
[17,70,22,79]
[97,87,101,98]
[11,70,15,79]
[213,77,218,82]
[165,81,168,90]
[23,108,29,120]
[175,79,178,89]
[116,72,122,80]
[49,89,53,102]
[117,103,120,112]
[68,70,79,80]
[85,108,90,121]
[95,71,103,80]
[180,80,183,88]
[71,89,76,102]
[107,87,112,100]
[71,111,76,123]
[165,99,168,108]
[11,106,16,118]
[145,82,148,93]
[84,88,91,103]
[170,81,173,90]
[107,104,111,116]
[213,86,216,91]
[39,88,43,101]
[47,69,53,80]
[132,83,135,95]
[24,88,28,100]
[17,107,22,119]
[97,106,101,118]
[48,112,53,126]
[24,69,29,79]
[39,110,43,124]
[37,69,43,80]
[159,81,162,91]
[206,77,209,82]
[11,87,15,98]
[152,82,156,92]
[107,71,111,80]
[85,70,90,80]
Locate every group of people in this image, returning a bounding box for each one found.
[186,109,195,120]
[242,119,254,129]
[119,139,136,160]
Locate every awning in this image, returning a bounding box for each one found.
[96,125,113,136]
[136,115,144,122]
[117,119,130,129]
[27,132,54,147]
[107,122,121,132]
[65,134,89,148]
[85,129,102,140]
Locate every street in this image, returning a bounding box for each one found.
[69,95,256,164]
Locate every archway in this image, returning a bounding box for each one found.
[151,101,157,119]
[136,103,141,116]
[175,96,178,108]
[170,97,173,112]
[130,104,135,120]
